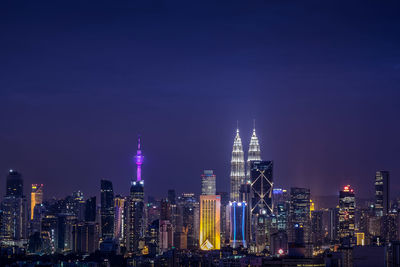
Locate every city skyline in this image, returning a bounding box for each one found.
[0,125,397,201]
[1,1,400,264]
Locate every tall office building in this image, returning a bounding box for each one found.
[201,170,216,195]
[72,191,85,221]
[246,124,261,179]
[159,220,174,252]
[273,188,289,231]
[100,179,114,240]
[128,136,145,253]
[288,188,311,244]
[338,185,355,244]
[72,221,100,254]
[239,183,251,244]
[375,170,390,217]
[250,161,274,216]
[114,195,126,243]
[229,201,249,248]
[31,184,43,220]
[85,197,96,222]
[177,193,198,249]
[311,210,324,247]
[217,191,230,245]
[6,170,23,197]
[230,128,245,202]
[199,195,221,250]
[2,170,27,241]
[1,196,27,241]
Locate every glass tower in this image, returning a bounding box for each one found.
[375,170,390,216]
[338,185,355,244]
[100,179,114,240]
[201,170,216,195]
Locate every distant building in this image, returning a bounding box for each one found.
[167,189,176,205]
[114,195,126,244]
[250,160,274,216]
[159,220,174,252]
[100,179,114,240]
[128,180,145,253]
[375,170,390,216]
[229,201,249,248]
[1,196,27,241]
[177,193,198,249]
[201,170,216,195]
[72,221,99,253]
[6,170,23,197]
[338,185,355,245]
[127,136,146,254]
[288,187,311,255]
[31,184,44,220]
[85,196,96,222]
[1,170,27,241]
[199,195,221,250]
[311,210,324,247]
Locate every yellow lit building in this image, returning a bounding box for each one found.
[356,232,365,246]
[31,184,43,220]
[199,195,221,250]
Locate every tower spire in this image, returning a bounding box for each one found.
[230,124,245,202]
[135,135,144,181]
[246,121,261,179]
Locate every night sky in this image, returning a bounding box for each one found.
[1,1,400,200]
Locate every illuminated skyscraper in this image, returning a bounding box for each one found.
[230,128,245,202]
[114,195,126,243]
[31,184,43,220]
[288,188,311,244]
[100,179,114,240]
[338,185,355,244]
[229,201,248,248]
[199,195,221,250]
[177,193,198,249]
[2,170,27,241]
[246,123,261,179]
[375,170,389,217]
[201,170,216,195]
[128,136,145,253]
[250,160,274,216]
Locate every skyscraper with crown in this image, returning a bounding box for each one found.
[246,122,261,180]
[230,127,245,202]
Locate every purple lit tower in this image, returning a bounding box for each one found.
[135,136,144,181]
[128,136,145,253]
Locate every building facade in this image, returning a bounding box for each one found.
[375,170,390,217]
[199,195,221,250]
[201,170,216,195]
[100,179,114,240]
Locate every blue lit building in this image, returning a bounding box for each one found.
[229,201,248,248]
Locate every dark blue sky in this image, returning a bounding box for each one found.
[1,1,399,200]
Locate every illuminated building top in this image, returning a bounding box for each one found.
[135,136,144,181]
[230,127,245,202]
[246,121,261,179]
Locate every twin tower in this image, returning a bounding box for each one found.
[230,124,261,201]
